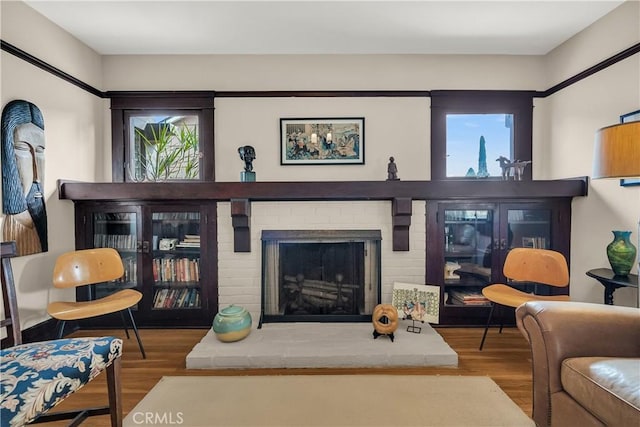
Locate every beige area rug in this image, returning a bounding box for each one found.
[123,375,534,427]
[186,322,458,369]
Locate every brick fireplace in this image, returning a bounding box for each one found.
[217,201,427,326]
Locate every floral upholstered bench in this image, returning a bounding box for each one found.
[1,336,122,426]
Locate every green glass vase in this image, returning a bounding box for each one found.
[606,231,637,276]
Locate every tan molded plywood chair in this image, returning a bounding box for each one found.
[479,247,570,350]
[47,247,146,358]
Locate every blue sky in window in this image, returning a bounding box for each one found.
[446,114,513,177]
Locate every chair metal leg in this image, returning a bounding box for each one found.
[119,311,131,339]
[57,320,66,339]
[479,302,496,351]
[67,411,90,427]
[126,308,146,359]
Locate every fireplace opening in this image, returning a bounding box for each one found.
[261,230,381,325]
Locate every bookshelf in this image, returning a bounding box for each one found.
[427,199,572,325]
[74,202,216,327]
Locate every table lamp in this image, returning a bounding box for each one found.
[592,120,640,305]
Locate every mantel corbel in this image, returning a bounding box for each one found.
[392,197,412,251]
[230,198,251,252]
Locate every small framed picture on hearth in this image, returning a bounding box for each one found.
[391,282,440,324]
[280,117,365,165]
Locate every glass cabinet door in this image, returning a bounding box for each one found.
[443,208,494,307]
[505,208,551,250]
[151,211,201,310]
[92,211,139,299]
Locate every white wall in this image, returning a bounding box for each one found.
[0,1,105,329]
[215,97,430,181]
[102,54,546,91]
[544,0,640,306]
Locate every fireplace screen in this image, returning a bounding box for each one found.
[261,230,381,324]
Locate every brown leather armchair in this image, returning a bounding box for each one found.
[516,301,640,427]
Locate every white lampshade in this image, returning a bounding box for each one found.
[592,121,640,179]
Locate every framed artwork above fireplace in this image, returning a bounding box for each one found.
[280,117,365,165]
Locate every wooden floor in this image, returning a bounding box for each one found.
[47,326,534,426]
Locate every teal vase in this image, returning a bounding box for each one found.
[606,231,637,276]
[212,305,252,342]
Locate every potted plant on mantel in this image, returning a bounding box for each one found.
[129,122,199,182]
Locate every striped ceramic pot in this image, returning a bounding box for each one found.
[212,305,252,342]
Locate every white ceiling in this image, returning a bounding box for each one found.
[24,0,625,55]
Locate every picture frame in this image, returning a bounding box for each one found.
[619,109,640,187]
[391,282,440,324]
[280,117,364,165]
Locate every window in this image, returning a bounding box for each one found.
[127,113,200,181]
[446,114,514,178]
[431,91,533,181]
[110,95,214,182]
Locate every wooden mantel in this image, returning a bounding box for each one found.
[58,178,588,202]
[58,178,588,252]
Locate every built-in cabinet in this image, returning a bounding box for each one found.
[426,199,572,325]
[74,201,217,327]
[60,180,586,328]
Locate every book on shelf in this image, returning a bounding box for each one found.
[177,234,201,247]
[449,288,490,306]
[453,299,490,306]
[165,289,179,308]
[154,287,200,309]
[94,234,136,251]
[449,288,487,300]
[175,289,188,308]
[153,288,168,308]
[152,257,200,283]
[522,236,547,249]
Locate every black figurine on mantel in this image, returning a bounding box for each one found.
[387,156,399,181]
[238,145,256,182]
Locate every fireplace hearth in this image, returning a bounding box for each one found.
[260,230,381,325]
